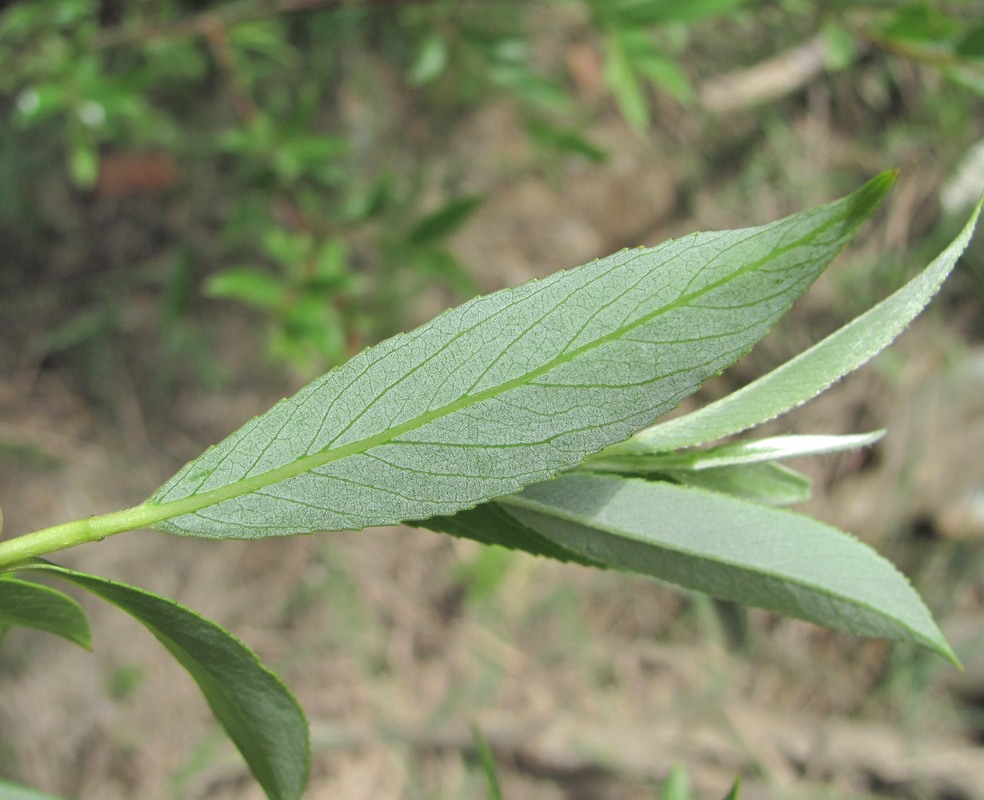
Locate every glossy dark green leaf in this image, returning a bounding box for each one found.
[27,563,309,800]
[0,577,90,648]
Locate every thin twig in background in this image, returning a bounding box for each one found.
[698,34,869,114]
[201,15,259,123]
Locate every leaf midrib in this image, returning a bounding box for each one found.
[148,214,838,525]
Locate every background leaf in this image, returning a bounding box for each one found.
[662,764,693,800]
[603,29,650,132]
[495,474,956,663]
[471,724,504,800]
[146,175,894,539]
[721,778,742,800]
[0,577,90,649]
[25,564,309,800]
[205,268,286,309]
[407,195,484,247]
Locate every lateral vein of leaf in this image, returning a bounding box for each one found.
[322,276,566,450]
[144,217,839,527]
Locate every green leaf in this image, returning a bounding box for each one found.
[471,724,504,800]
[524,116,608,163]
[206,268,286,309]
[956,20,984,59]
[408,32,450,85]
[25,564,309,800]
[604,30,650,132]
[585,432,867,503]
[145,174,895,538]
[880,3,959,45]
[410,249,479,297]
[417,500,604,567]
[623,195,983,451]
[721,778,742,800]
[635,51,693,103]
[0,577,90,648]
[594,0,749,27]
[407,195,484,247]
[489,65,573,112]
[662,764,692,800]
[821,21,859,71]
[664,461,812,506]
[0,778,67,800]
[496,474,957,664]
[67,126,98,188]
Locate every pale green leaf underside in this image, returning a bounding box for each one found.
[148,174,893,538]
[24,564,309,800]
[0,577,91,649]
[622,195,983,452]
[498,474,957,663]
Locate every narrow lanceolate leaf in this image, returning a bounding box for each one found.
[490,474,956,663]
[618,195,983,452]
[0,578,91,649]
[585,431,883,473]
[25,564,309,800]
[147,174,895,538]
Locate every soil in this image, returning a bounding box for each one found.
[2,45,984,800]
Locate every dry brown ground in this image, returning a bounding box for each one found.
[2,58,984,800]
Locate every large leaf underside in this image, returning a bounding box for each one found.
[149,175,892,538]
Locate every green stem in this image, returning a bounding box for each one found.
[0,504,166,570]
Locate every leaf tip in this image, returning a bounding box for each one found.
[938,639,963,671]
[846,170,898,223]
[919,626,962,669]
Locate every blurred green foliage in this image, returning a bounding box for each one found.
[1,0,982,379]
